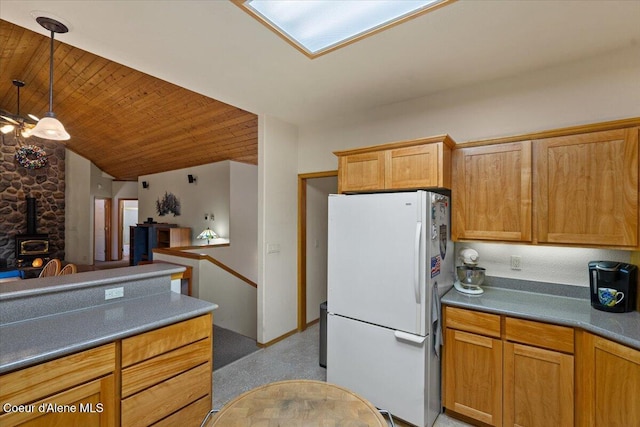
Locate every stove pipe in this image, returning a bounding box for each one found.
[26,197,37,234]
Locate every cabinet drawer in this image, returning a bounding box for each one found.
[445,306,501,338]
[505,317,574,354]
[121,314,211,367]
[0,343,115,407]
[121,364,211,427]
[122,338,211,398]
[153,395,212,427]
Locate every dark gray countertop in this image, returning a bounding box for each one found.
[442,283,640,350]
[0,264,217,374]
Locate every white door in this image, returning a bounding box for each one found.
[328,191,427,335]
[327,313,428,427]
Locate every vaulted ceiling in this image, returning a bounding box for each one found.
[0,20,257,181]
[1,1,639,181]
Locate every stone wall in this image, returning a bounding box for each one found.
[0,134,65,268]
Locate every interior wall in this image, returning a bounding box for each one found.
[295,46,640,288]
[0,135,66,266]
[201,162,258,282]
[298,46,640,172]
[65,150,92,265]
[258,114,299,344]
[457,242,631,287]
[305,176,337,323]
[138,161,231,242]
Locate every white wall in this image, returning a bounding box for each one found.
[201,162,258,282]
[458,242,631,287]
[298,46,640,172]
[67,150,140,264]
[258,114,299,344]
[65,150,92,265]
[306,176,337,323]
[293,46,640,289]
[138,162,231,241]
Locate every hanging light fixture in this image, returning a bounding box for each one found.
[31,16,70,141]
[0,80,40,138]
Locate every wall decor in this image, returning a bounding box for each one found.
[156,192,181,216]
[14,145,48,169]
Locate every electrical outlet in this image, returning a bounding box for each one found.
[105,287,124,300]
[510,255,522,270]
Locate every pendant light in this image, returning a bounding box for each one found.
[31,16,70,141]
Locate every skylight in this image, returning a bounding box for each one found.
[234,0,452,58]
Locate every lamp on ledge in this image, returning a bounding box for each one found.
[197,227,219,245]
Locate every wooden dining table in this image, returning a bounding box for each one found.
[204,379,388,426]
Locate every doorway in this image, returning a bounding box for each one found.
[118,199,138,262]
[94,198,112,263]
[297,171,338,331]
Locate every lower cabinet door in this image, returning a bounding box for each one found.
[0,375,115,427]
[578,333,640,427]
[503,342,574,427]
[444,328,503,426]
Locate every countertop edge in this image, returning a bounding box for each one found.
[0,296,217,374]
[0,264,186,301]
[442,291,640,351]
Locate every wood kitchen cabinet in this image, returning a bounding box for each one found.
[534,127,638,247]
[452,141,532,242]
[121,313,212,427]
[0,315,212,427]
[443,307,575,427]
[503,317,574,427]
[443,307,503,426]
[452,121,640,249]
[335,135,455,193]
[0,344,116,427]
[576,331,640,427]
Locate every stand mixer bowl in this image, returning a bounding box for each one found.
[456,265,486,287]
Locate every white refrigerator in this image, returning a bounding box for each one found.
[327,191,454,427]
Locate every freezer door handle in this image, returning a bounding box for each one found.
[414,222,422,303]
[394,330,426,345]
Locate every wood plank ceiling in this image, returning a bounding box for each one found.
[0,20,258,181]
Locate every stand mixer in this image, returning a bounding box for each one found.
[453,248,486,295]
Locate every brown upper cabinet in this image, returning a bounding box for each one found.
[453,119,639,249]
[534,127,638,248]
[335,135,455,193]
[452,141,532,242]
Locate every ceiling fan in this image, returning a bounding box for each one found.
[0,79,40,138]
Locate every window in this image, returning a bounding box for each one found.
[233,0,453,58]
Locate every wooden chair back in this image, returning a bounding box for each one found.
[58,263,77,276]
[39,259,61,278]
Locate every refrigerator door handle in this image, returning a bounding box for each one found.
[394,330,426,345]
[414,222,422,303]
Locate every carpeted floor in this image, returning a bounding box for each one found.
[213,325,260,371]
[211,324,471,427]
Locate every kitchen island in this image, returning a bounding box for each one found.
[441,279,640,427]
[0,263,217,427]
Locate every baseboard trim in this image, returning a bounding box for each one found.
[257,327,298,348]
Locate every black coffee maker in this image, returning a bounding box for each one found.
[589,261,637,313]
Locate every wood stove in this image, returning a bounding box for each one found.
[15,234,50,267]
[14,197,50,269]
